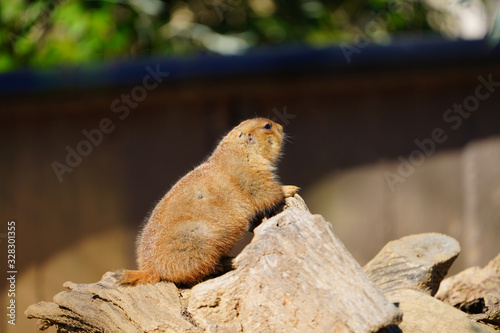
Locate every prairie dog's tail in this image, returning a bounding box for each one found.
[116,269,160,286]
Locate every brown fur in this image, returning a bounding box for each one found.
[117,118,299,285]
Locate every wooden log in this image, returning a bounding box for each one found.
[363,233,498,333]
[25,273,200,332]
[383,289,497,333]
[436,253,500,329]
[25,195,402,332]
[468,293,500,329]
[363,233,461,296]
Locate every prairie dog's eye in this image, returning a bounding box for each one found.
[264,123,272,130]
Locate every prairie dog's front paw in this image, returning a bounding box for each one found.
[282,185,300,198]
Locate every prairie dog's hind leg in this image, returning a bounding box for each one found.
[155,221,220,284]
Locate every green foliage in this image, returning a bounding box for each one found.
[0,0,481,72]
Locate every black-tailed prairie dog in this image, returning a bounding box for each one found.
[118,118,298,285]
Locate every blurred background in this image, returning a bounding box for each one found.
[1,0,500,331]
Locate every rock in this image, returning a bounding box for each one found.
[363,233,460,296]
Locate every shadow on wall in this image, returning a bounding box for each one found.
[305,136,500,275]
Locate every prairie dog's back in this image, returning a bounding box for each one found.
[117,118,297,285]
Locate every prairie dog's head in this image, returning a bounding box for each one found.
[231,118,284,165]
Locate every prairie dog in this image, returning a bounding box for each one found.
[118,118,298,285]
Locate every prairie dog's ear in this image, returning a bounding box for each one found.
[247,133,256,144]
[238,132,256,144]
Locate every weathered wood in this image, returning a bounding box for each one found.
[363,233,460,296]
[384,289,498,333]
[188,201,402,333]
[25,196,402,332]
[468,293,500,329]
[436,253,500,329]
[363,233,500,332]
[26,272,200,332]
